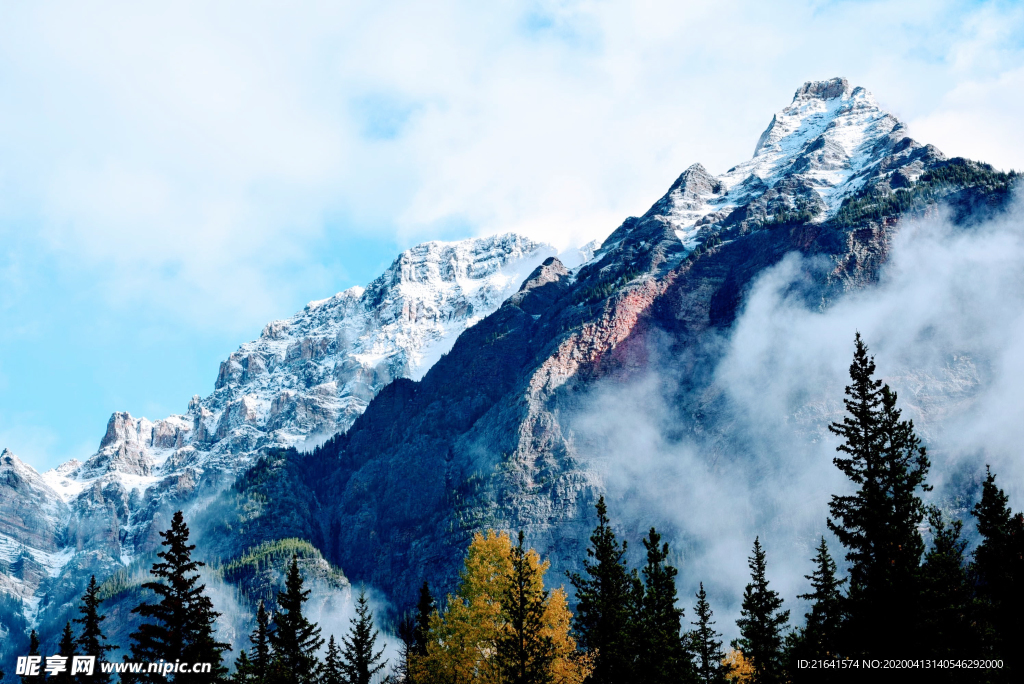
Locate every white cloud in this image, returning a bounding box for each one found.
[571,190,1024,637]
[1,0,1023,329]
[908,66,1024,173]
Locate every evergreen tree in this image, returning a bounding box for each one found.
[248,601,272,684]
[75,575,117,684]
[971,466,1024,671]
[323,635,345,684]
[128,510,230,683]
[339,591,387,684]
[402,580,434,683]
[269,556,323,684]
[52,621,77,684]
[413,582,434,658]
[393,613,416,684]
[21,629,43,684]
[827,334,930,656]
[919,507,975,671]
[795,537,845,659]
[498,532,555,684]
[232,650,256,684]
[636,528,692,684]
[688,583,726,684]
[567,496,636,684]
[733,538,789,684]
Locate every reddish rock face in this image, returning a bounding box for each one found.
[243,130,1016,610]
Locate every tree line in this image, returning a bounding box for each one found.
[17,333,1022,683]
[386,334,1024,684]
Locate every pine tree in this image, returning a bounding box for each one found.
[795,537,845,659]
[971,466,1024,670]
[413,582,434,658]
[733,538,789,684]
[393,613,416,684]
[323,635,345,684]
[22,629,43,684]
[340,591,386,684]
[636,528,692,684]
[497,531,555,684]
[268,555,324,684]
[567,496,636,684]
[232,650,257,684]
[75,575,117,684]
[688,583,726,684]
[401,580,434,683]
[248,600,272,684]
[51,621,77,684]
[919,507,975,671]
[827,334,930,656]
[129,511,229,683]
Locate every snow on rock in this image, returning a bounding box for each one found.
[642,77,937,250]
[0,449,72,604]
[0,233,557,617]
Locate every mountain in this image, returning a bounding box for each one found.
[0,233,562,656]
[222,77,1017,607]
[1,77,1018,672]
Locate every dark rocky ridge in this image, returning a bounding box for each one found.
[223,153,1018,610]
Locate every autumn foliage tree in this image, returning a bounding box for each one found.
[410,530,592,684]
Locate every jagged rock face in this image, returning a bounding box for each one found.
[0,233,558,637]
[228,79,1017,609]
[0,450,68,556]
[633,77,944,253]
[0,450,72,608]
[201,233,558,453]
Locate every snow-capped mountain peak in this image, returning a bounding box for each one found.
[0,232,559,624]
[647,77,929,250]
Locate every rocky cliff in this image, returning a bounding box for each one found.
[228,77,1017,609]
[0,233,559,658]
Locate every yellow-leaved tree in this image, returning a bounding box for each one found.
[722,649,754,683]
[411,530,593,684]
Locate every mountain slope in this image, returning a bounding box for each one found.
[236,78,1018,608]
[0,233,560,655]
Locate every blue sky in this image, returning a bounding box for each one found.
[2,0,1023,471]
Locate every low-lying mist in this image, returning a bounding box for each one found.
[205,571,402,670]
[571,193,1024,639]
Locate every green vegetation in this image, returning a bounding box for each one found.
[221,539,325,584]
[97,554,158,603]
[686,233,724,262]
[832,158,1017,228]
[267,556,324,684]
[75,575,118,683]
[572,266,644,305]
[764,199,819,227]
[128,510,229,683]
